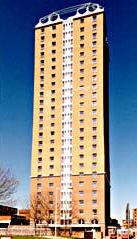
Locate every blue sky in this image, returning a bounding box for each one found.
[0,0,137,222]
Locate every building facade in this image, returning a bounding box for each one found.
[31,3,110,236]
[133,208,137,227]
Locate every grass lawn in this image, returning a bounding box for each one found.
[12,236,79,239]
[13,236,46,239]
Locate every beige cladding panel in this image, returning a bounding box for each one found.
[72,13,104,176]
[31,23,63,178]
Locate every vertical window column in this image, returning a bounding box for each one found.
[61,20,73,221]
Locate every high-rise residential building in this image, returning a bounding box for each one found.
[31,2,110,237]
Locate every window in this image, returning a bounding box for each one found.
[80,52,84,56]
[40,84,44,89]
[52,25,56,30]
[51,114,55,119]
[92,144,97,149]
[50,156,54,161]
[80,145,84,150]
[38,166,42,172]
[79,172,84,176]
[40,68,44,73]
[80,44,84,48]
[79,209,84,214]
[50,148,54,152]
[51,90,55,94]
[80,119,84,124]
[92,68,97,75]
[79,154,84,159]
[40,100,44,105]
[52,65,56,70]
[92,76,97,82]
[80,94,84,98]
[79,181,84,186]
[92,171,97,178]
[92,153,97,159]
[92,101,97,107]
[49,191,53,196]
[93,209,97,215]
[79,191,84,195]
[80,111,84,115]
[51,122,55,127]
[92,109,97,116]
[92,199,97,205]
[80,35,84,40]
[92,50,97,56]
[39,124,43,130]
[41,28,44,33]
[80,60,84,65]
[93,33,97,39]
[93,24,97,30]
[92,135,97,141]
[49,165,54,169]
[41,44,44,50]
[37,183,42,189]
[92,83,97,90]
[80,18,84,23]
[92,162,97,168]
[49,174,54,178]
[79,163,84,167]
[51,82,55,86]
[80,102,84,106]
[40,52,44,58]
[37,192,41,198]
[80,77,84,81]
[41,36,44,42]
[79,200,84,205]
[52,42,56,46]
[38,157,42,163]
[51,98,55,102]
[40,75,44,81]
[52,58,56,62]
[92,181,97,187]
[92,118,97,124]
[50,139,54,144]
[49,183,54,187]
[80,69,84,73]
[52,34,56,38]
[39,116,43,121]
[92,15,97,21]
[92,190,97,196]
[51,131,55,136]
[38,141,43,146]
[51,106,55,110]
[92,42,96,48]
[80,136,84,141]
[51,74,56,78]
[39,108,43,113]
[80,127,84,132]
[52,49,56,54]
[80,27,84,32]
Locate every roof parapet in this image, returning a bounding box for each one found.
[35,2,104,28]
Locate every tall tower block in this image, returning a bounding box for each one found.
[31,3,110,236]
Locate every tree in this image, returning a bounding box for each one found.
[30,193,55,234]
[0,167,19,205]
